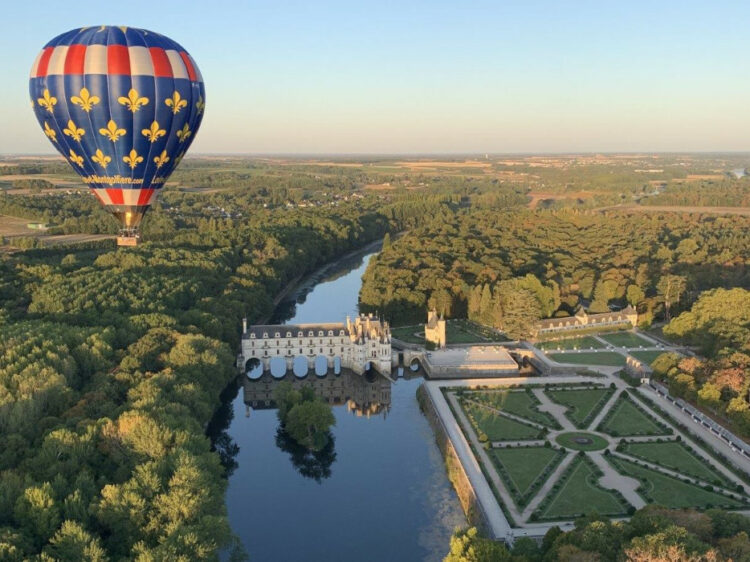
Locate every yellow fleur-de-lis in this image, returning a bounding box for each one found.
[196,96,205,115]
[117,89,149,112]
[68,149,84,167]
[99,120,126,142]
[70,87,100,112]
[92,149,111,169]
[63,119,85,142]
[153,150,170,169]
[123,149,144,170]
[165,91,187,114]
[141,121,166,143]
[176,123,191,143]
[43,122,57,142]
[37,89,57,113]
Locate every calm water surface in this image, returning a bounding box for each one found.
[218,249,465,561]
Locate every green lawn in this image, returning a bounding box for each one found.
[461,401,543,441]
[541,457,629,519]
[548,351,627,366]
[537,336,605,351]
[629,350,668,365]
[597,396,671,437]
[490,446,564,499]
[621,441,733,488]
[545,387,613,428]
[556,432,609,451]
[599,331,653,348]
[467,390,560,428]
[390,325,425,343]
[609,457,746,510]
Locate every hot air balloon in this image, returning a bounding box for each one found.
[29,26,205,246]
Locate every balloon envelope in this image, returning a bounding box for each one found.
[29,26,205,244]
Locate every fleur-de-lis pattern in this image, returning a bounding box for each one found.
[118,89,149,112]
[165,91,188,114]
[99,120,126,142]
[70,88,100,112]
[29,25,205,215]
[141,121,166,143]
[43,122,57,142]
[69,149,84,167]
[92,149,111,169]
[176,123,192,142]
[123,149,144,170]
[37,89,57,113]
[153,150,170,169]
[63,119,85,141]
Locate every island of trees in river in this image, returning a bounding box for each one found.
[0,154,748,560]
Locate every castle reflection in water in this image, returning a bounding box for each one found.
[243,369,416,419]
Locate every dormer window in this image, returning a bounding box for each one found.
[275,332,280,338]
[250,333,256,339]
[263,332,268,338]
[298,331,304,337]
[339,330,345,336]
[318,331,324,336]
[308,331,314,336]
[286,332,292,337]
[327,330,333,336]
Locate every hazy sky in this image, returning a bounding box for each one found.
[3,0,749,154]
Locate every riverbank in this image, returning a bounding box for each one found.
[255,237,385,325]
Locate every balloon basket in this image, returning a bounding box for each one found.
[117,236,139,247]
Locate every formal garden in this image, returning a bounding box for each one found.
[445,382,750,527]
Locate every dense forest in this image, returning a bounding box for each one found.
[0,170,461,559]
[359,208,749,336]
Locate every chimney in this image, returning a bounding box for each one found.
[242,317,247,334]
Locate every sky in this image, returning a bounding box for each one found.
[2,0,749,154]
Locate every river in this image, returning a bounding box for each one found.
[211,247,465,561]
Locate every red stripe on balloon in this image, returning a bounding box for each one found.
[107,45,130,75]
[149,48,173,77]
[36,47,54,77]
[137,188,155,206]
[106,189,124,205]
[179,51,197,81]
[64,44,87,74]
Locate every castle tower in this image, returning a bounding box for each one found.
[424,309,447,348]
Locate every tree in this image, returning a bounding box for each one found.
[656,275,687,321]
[444,527,511,562]
[626,284,645,307]
[285,400,336,451]
[382,232,391,250]
[46,521,107,562]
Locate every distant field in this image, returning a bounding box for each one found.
[599,332,653,348]
[0,215,45,238]
[537,336,605,351]
[548,351,627,367]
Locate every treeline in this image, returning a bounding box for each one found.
[652,288,750,437]
[643,178,750,207]
[359,209,749,331]
[0,200,396,559]
[447,505,750,561]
